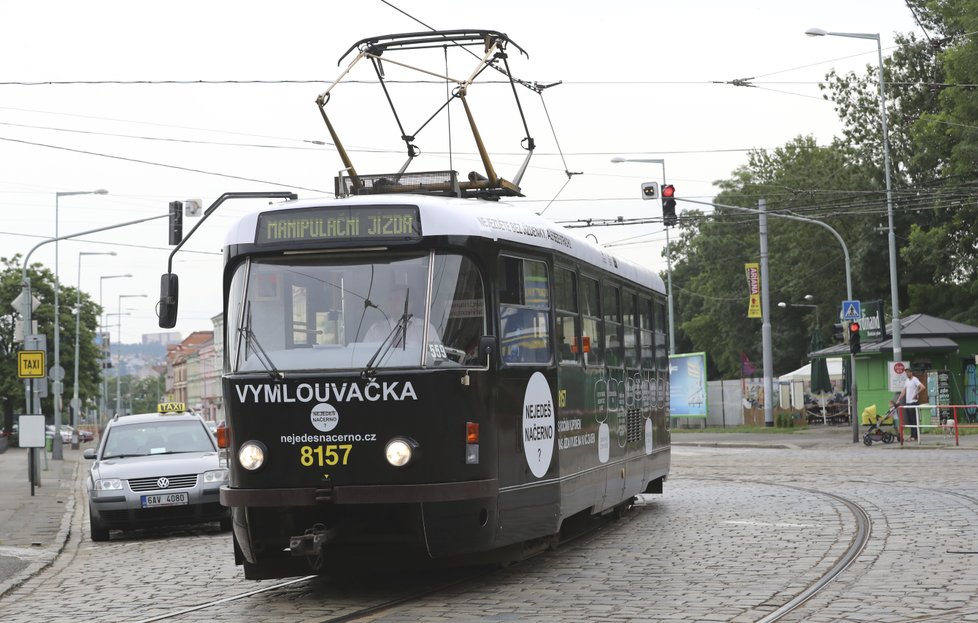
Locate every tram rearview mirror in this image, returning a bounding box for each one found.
[158,273,179,328]
[478,335,496,367]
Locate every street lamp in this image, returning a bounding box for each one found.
[777,294,819,327]
[806,28,901,362]
[611,156,676,354]
[116,294,147,417]
[52,188,108,459]
[71,251,116,447]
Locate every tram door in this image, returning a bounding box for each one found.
[495,254,560,540]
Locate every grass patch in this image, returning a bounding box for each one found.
[671,425,807,434]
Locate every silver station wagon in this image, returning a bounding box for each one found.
[84,405,230,541]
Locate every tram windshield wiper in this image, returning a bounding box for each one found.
[361,289,412,377]
[239,302,283,380]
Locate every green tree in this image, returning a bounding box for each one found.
[820,1,978,324]
[1,255,105,425]
[670,137,879,378]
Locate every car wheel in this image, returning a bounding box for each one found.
[89,509,110,542]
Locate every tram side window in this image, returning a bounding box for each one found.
[639,296,655,369]
[654,300,668,370]
[554,266,579,364]
[580,276,603,366]
[623,291,640,368]
[498,256,551,365]
[603,285,623,368]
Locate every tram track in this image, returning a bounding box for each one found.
[752,482,871,623]
[130,567,493,623]
[679,476,873,623]
[128,496,639,623]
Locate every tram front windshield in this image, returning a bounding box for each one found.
[228,252,486,373]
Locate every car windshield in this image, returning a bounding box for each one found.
[101,420,215,458]
[227,251,486,373]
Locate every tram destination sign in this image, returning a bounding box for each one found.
[256,205,422,244]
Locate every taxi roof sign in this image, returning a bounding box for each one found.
[157,402,187,413]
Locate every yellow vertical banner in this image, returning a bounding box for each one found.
[745,263,761,319]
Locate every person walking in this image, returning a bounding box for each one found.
[897,368,923,441]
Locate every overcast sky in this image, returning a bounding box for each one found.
[1,0,922,344]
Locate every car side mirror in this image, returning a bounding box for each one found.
[478,335,496,367]
[83,448,97,460]
[158,273,179,328]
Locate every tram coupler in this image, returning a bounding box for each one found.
[289,523,337,557]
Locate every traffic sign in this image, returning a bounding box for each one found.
[48,365,65,382]
[841,299,861,320]
[11,291,41,313]
[18,350,45,378]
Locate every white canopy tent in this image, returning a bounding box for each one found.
[777,357,845,411]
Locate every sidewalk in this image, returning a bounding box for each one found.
[671,423,978,450]
[0,443,83,598]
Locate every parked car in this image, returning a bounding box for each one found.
[45,425,94,444]
[45,425,72,444]
[84,405,230,541]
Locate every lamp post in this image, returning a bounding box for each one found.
[100,310,132,425]
[611,156,676,354]
[116,294,147,417]
[99,274,131,426]
[71,251,116,448]
[52,188,108,459]
[805,28,901,362]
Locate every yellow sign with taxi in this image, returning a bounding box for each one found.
[17,350,45,378]
[157,402,187,413]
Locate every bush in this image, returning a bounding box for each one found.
[775,411,795,428]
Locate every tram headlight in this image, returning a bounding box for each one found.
[238,441,267,471]
[385,437,418,468]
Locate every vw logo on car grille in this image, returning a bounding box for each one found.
[157,477,170,489]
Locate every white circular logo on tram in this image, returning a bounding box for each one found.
[522,372,555,478]
[310,403,339,432]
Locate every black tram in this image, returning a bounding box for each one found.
[171,192,669,579]
[155,30,670,580]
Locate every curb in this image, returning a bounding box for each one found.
[673,441,801,450]
[0,457,81,600]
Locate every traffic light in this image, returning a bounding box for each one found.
[848,321,861,354]
[832,323,846,344]
[662,184,677,227]
[169,201,183,245]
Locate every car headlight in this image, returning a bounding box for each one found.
[238,441,266,471]
[385,437,418,467]
[203,468,229,483]
[94,478,123,491]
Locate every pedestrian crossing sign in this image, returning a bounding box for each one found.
[841,300,861,320]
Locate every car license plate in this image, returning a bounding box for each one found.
[141,492,189,508]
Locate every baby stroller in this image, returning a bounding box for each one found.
[861,403,900,446]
